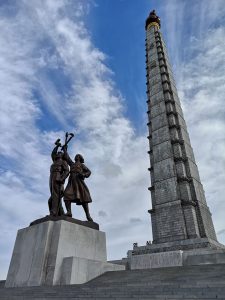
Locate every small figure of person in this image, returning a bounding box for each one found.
[48,140,69,217]
[63,148,93,221]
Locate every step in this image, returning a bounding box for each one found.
[0,264,224,300]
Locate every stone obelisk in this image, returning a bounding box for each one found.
[125,10,225,266]
[145,10,218,249]
[125,10,225,270]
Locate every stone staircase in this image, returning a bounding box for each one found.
[0,264,225,299]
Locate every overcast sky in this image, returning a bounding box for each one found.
[0,0,225,280]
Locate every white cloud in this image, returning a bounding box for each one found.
[0,0,150,279]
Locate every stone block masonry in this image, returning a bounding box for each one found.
[145,14,218,246]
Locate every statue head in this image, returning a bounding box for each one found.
[75,154,84,163]
[55,151,63,160]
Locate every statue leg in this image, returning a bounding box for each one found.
[82,203,93,221]
[50,183,61,217]
[58,185,65,216]
[65,201,72,217]
[58,201,65,216]
[51,197,59,216]
[49,196,58,216]
[48,197,52,215]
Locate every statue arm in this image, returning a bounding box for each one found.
[51,145,60,161]
[63,147,73,166]
[61,162,70,182]
[82,165,91,178]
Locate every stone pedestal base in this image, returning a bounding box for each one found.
[130,251,183,270]
[129,237,225,256]
[5,219,124,287]
[127,247,225,270]
[111,237,225,270]
[61,257,124,284]
[125,237,225,270]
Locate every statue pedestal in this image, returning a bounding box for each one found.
[5,218,124,287]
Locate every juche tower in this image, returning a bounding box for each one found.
[144,10,219,250]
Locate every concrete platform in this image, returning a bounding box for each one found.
[122,237,225,270]
[128,248,225,270]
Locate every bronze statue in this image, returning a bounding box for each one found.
[63,147,93,222]
[48,139,69,217]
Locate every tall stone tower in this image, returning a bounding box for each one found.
[144,10,220,251]
[125,9,224,270]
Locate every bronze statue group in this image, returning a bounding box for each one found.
[48,132,93,221]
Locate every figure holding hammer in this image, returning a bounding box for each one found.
[48,133,74,217]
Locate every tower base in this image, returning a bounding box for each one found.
[124,238,225,270]
[130,237,225,255]
[129,248,225,270]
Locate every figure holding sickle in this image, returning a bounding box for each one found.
[63,138,93,221]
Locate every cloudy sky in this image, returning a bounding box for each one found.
[0,0,225,279]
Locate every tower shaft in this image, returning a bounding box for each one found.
[145,13,217,246]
